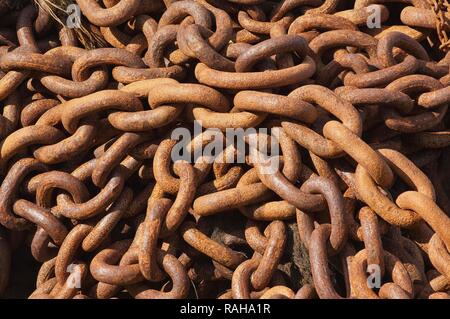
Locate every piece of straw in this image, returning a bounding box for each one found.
[35,0,107,49]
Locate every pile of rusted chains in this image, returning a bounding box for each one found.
[0,0,450,299]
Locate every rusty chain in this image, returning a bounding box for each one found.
[0,0,448,299]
